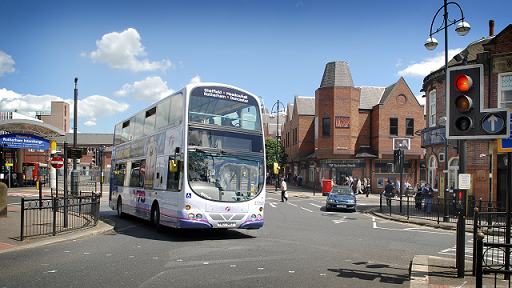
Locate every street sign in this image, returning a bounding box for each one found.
[458,173,471,190]
[481,113,505,134]
[50,157,64,169]
[498,109,512,152]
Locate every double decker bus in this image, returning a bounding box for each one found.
[109,83,266,230]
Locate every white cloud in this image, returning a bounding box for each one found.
[72,95,130,122]
[0,51,16,77]
[0,88,62,118]
[83,121,97,127]
[190,75,201,84]
[397,48,463,78]
[87,28,171,73]
[0,88,129,126]
[114,76,174,102]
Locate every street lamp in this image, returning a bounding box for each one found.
[425,0,470,278]
[271,100,286,191]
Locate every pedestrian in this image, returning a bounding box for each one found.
[364,178,371,197]
[384,179,394,206]
[281,178,288,202]
[297,174,303,188]
[349,176,354,188]
[294,174,297,186]
[423,183,434,214]
[356,178,362,195]
[414,183,423,210]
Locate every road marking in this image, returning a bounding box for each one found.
[333,216,347,224]
[301,207,313,213]
[288,203,297,207]
[269,203,277,208]
[309,203,321,208]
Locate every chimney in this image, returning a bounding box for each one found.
[489,19,495,36]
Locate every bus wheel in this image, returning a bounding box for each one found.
[152,203,163,233]
[117,197,125,219]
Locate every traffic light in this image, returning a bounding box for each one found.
[453,189,467,216]
[447,64,509,139]
[273,162,280,174]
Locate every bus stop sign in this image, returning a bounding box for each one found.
[50,157,64,169]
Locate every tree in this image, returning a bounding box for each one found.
[265,137,288,175]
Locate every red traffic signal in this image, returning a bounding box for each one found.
[454,74,473,92]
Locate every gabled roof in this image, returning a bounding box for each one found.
[358,86,385,109]
[295,96,315,116]
[379,80,399,105]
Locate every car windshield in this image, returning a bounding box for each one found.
[330,188,354,196]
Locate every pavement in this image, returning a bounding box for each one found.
[0,183,508,287]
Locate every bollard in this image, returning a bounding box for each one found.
[0,182,7,218]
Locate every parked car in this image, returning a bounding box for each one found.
[325,186,357,212]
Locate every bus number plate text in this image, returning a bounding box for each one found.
[218,222,236,227]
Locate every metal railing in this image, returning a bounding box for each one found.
[20,192,100,241]
[379,193,505,226]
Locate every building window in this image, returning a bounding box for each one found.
[390,118,398,136]
[322,117,330,136]
[428,155,438,191]
[406,118,414,136]
[499,73,512,109]
[429,90,436,127]
[448,157,459,190]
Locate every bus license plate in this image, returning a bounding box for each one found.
[218,222,236,227]
[337,204,346,208]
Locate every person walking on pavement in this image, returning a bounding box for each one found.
[281,178,288,202]
[423,183,434,213]
[414,183,423,210]
[356,178,362,195]
[384,179,394,206]
[297,174,303,188]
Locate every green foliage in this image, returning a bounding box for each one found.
[265,138,288,174]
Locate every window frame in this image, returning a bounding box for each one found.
[389,118,398,136]
[322,117,330,136]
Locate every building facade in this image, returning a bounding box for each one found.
[421,22,512,203]
[281,61,426,193]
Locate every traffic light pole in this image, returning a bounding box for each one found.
[456,140,466,278]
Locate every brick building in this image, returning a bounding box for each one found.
[421,22,512,203]
[281,61,426,193]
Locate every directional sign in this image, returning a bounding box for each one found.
[50,157,64,169]
[481,113,505,134]
[498,109,512,152]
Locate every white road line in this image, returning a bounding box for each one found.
[301,207,313,213]
[309,203,321,208]
[288,203,298,207]
[269,203,277,208]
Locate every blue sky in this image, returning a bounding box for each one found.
[1,0,510,134]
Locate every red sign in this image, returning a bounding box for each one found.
[50,157,64,169]
[140,164,146,175]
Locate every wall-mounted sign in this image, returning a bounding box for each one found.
[0,133,50,150]
[335,116,350,128]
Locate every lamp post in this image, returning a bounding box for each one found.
[271,100,286,191]
[425,0,470,278]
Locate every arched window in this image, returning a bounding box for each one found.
[448,157,459,191]
[428,155,438,191]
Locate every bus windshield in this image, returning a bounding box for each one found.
[189,86,261,131]
[188,150,264,202]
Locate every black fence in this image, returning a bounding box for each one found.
[474,209,512,288]
[20,192,100,241]
[379,193,506,226]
